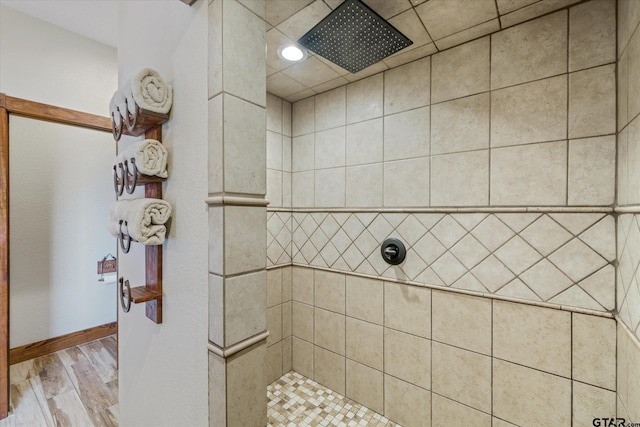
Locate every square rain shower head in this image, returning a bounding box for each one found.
[297,0,413,74]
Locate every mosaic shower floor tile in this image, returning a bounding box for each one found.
[267,371,400,427]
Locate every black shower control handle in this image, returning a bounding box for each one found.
[381,238,406,265]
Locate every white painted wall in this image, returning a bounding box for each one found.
[0,5,118,347]
[0,5,117,116]
[117,1,209,425]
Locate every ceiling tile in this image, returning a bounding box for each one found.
[266,28,298,72]
[416,0,498,40]
[343,60,389,82]
[276,0,332,41]
[496,0,540,15]
[267,72,307,98]
[500,0,579,28]
[312,76,350,93]
[282,56,342,87]
[323,0,345,9]
[409,0,429,5]
[266,0,315,26]
[316,55,352,76]
[267,65,278,76]
[388,8,433,51]
[383,42,437,68]
[362,0,412,19]
[433,19,500,51]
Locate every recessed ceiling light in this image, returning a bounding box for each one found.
[277,44,307,62]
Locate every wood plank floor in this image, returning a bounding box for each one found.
[0,336,118,427]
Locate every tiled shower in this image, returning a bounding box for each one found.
[264,0,640,425]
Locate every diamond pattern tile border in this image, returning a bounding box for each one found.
[617,214,640,341]
[269,211,615,312]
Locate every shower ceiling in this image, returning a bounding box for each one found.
[265,0,583,102]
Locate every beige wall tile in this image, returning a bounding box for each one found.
[383,158,430,207]
[314,168,345,208]
[226,342,267,427]
[314,346,345,395]
[345,275,384,324]
[569,0,615,72]
[314,86,345,132]
[490,141,567,206]
[493,359,571,426]
[493,301,571,377]
[282,172,292,208]
[346,317,383,370]
[618,128,629,206]
[384,282,431,338]
[568,136,615,206]
[222,95,267,195]
[292,97,314,137]
[314,308,345,355]
[432,342,491,412]
[491,76,567,147]
[267,305,282,346]
[282,301,292,338]
[292,134,314,172]
[282,266,293,301]
[346,359,384,414]
[292,302,313,342]
[383,107,430,161]
[628,26,640,120]
[346,118,383,166]
[224,271,267,346]
[208,95,223,194]
[281,57,341,89]
[314,270,345,314]
[283,135,292,172]
[573,314,616,390]
[315,127,345,169]
[346,74,383,124]
[292,266,314,304]
[266,341,283,385]
[569,64,616,139]
[432,291,491,355]
[292,171,314,207]
[267,93,283,133]
[628,118,640,204]
[346,164,383,207]
[224,206,266,275]
[619,49,629,132]
[209,274,224,346]
[267,268,283,308]
[282,336,292,373]
[384,328,431,389]
[432,394,491,427]
[267,131,283,170]
[431,36,490,103]
[221,0,266,106]
[384,57,430,115]
[491,11,567,89]
[492,418,518,427]
[384,375,431,427]
[209,351,226,426]
[496,0,538,15]
[283,100,292,137]
[266,169,282,208]
[431,93,490,155]
[415,0,497,41]
[292,337,314,378]
[431,150,489,207]
[573,381,616,426]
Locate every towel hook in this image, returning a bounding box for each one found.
[111,112,123,141]
[113,164,125,196]
[124,159,138,194]
[118,220,132,254]
[119,277,131,313]
[123,98,139,132]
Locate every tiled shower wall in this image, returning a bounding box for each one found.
[265,0,626,425]
[616,0,640,421]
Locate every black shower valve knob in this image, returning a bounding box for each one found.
[381,238,406,265]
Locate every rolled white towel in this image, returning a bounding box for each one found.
[130,68,172,114]
[108,198,172,245]
[117,139,168,178]
[108,92,122,127]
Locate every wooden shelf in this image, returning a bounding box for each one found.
[129,286,162,303]
[121,108,169,137]
[116,173,167,191]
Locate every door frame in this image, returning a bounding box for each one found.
[0,93,112,419]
